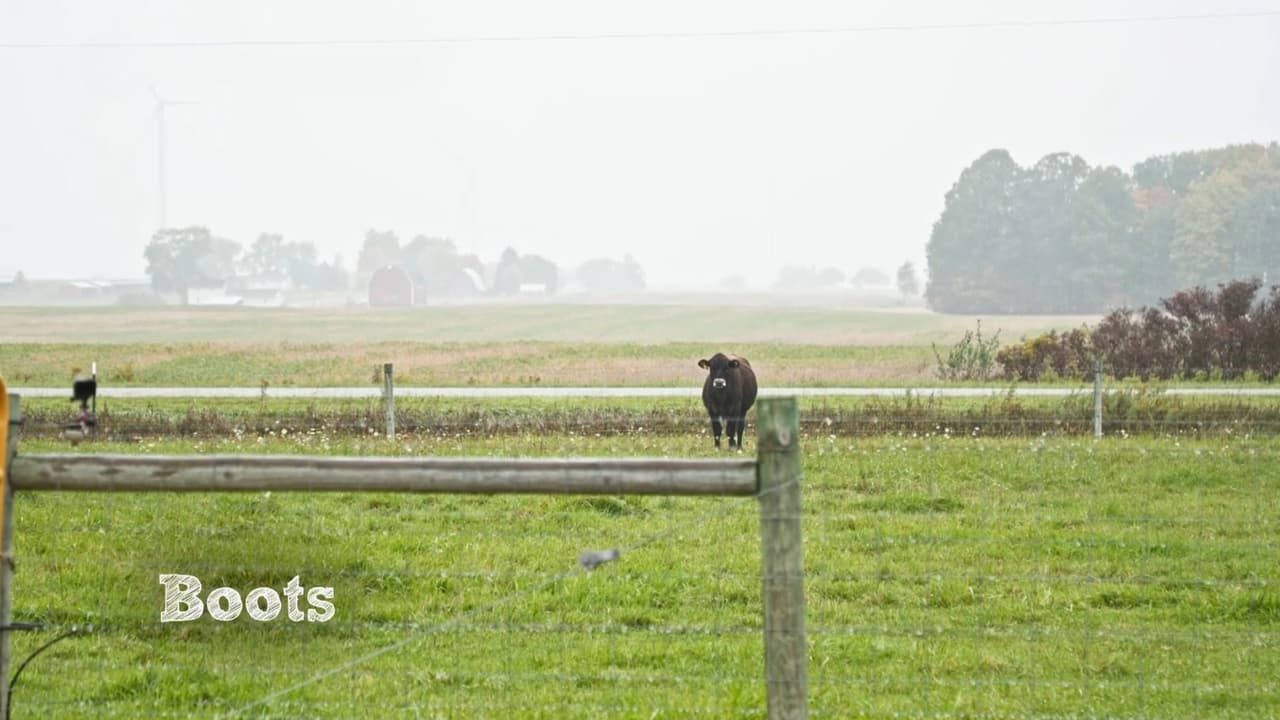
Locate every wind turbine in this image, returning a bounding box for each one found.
[149,85,194,232]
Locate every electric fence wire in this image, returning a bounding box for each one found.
[2,9,1278,49]
[214,476,797,718]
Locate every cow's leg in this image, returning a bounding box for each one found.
[726,406,743,450]
[709,414,723,450]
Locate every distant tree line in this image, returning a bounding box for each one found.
[354,231,644,296]
[573,254,645,294]
[143,228,347,304]
[143,226,647,304]
[356,230,496,297]
[769,265,896,293]
[927,143,1280,314]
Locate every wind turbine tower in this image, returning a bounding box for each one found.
[150,85,193,232]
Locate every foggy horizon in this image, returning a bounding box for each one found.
[2,1,1278,290]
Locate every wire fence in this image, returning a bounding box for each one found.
[17,393,1280,441]
[6,409,1279,718]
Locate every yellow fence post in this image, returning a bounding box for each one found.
[0,377,8,520]
[0,378,16,718]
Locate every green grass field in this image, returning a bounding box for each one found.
[3,303,1278,717]
[0,304,1098,345]
[7,432,1279,718]
[1,339,937,387]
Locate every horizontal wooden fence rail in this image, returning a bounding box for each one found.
[8,455,760,496]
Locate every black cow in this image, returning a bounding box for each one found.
[698,353,758,451]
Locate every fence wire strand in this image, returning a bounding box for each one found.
[216,478,778,718]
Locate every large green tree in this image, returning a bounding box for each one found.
[143,226,239,305]
[1005,153,1093,313]
[577,254,645,293]
[925,142,1280,315]
[519,253,559,293]
[1172,169,1247,286]
[356,229,401,275]
[240,233,291,277]
[493,247,522,295]
[1067,166,1139,309]
[401,235,484,297]
[896,261,919,298]
[1230,150,1280,284]
[239,233,348,290]
[925,149,1022,313]
[1127,185,1180,303]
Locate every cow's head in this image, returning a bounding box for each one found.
[698,354,739,390]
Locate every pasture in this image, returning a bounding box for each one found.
[0,303,1098,345]
[7,431,1278,718]
[0,302,1105,387]
[3,302,1278,717]
[0,339,934,388]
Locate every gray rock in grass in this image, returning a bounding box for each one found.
[578,548,621,571]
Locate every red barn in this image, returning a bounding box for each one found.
[368,265,414,307]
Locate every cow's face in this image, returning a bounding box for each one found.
[698,355,739,390]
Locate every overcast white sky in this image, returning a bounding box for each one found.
[1,1,1277,289]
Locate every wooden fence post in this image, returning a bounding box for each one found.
[756,397,808,719]
[1,391,21,719]
[1093,358,1103,439]
[383,363,396,440]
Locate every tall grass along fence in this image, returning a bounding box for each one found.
[1,390,808,719]
[17,387,1280,442]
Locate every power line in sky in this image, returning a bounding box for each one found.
[2,9,1278,49]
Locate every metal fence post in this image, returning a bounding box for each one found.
[383,363,395,440]
[756,397,808,719]
[1093,358,1103,439]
